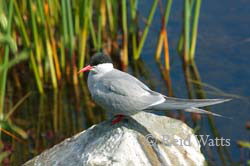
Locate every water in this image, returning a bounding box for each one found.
[5,0,250,165]
[139,0,250,165]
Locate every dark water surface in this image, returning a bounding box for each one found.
[139,0,250,165]
[8,0,250,165]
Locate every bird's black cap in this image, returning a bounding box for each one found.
[90,52,113,66]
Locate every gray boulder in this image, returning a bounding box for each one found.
[23,112,205,166]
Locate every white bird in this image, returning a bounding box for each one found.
[79,53,230,124]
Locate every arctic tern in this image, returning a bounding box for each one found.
[78,53,230,124]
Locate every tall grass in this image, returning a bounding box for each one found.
[0,0,14,118]
[0,1,204,140]
[178,0,202,63]
[0,0,205,138]
[13,0,44,93]
[0,0,205,121]
[134,0,159,60]
[0,0,203,94]
[190,0,202,60]
[155,0,172,62]
[0,1,28,156]
[121,0,128,68]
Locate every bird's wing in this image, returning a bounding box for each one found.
[96,69,230,115]
[100,69,152,95]
[95,69,165,110]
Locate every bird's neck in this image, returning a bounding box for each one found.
[95,63,114,74]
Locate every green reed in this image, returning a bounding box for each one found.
[29,0,43,80]
[0,0,14,118]
[79,0,90,72]
[155,0,172,62]
[121,0,128,67]
[190,0,201,60]
[0,1,205,133]
[178,0,202,63]
[129,0,138,58]
[106,0,115,38]
[14,0,44,93]
[0,0,206,120]
[0,0,204,94]
[134,0,158,60]
[0,0,28,149]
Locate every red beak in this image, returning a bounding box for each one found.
[78,65,93,74]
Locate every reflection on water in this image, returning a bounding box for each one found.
[4,81,103,165]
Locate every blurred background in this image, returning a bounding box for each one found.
[0,0,249,165]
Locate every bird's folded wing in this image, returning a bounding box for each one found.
[145,97,231,110]
[100,69,154,97]
[97,71,165,110]
[99,69,231,114]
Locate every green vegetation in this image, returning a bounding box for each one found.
[0,0,203,97]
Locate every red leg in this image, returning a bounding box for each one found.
[111,114,125,125]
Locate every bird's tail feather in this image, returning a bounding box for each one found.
[149,97,231,111]
[184,107,231,119]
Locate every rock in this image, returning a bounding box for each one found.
[23,112,205,166]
